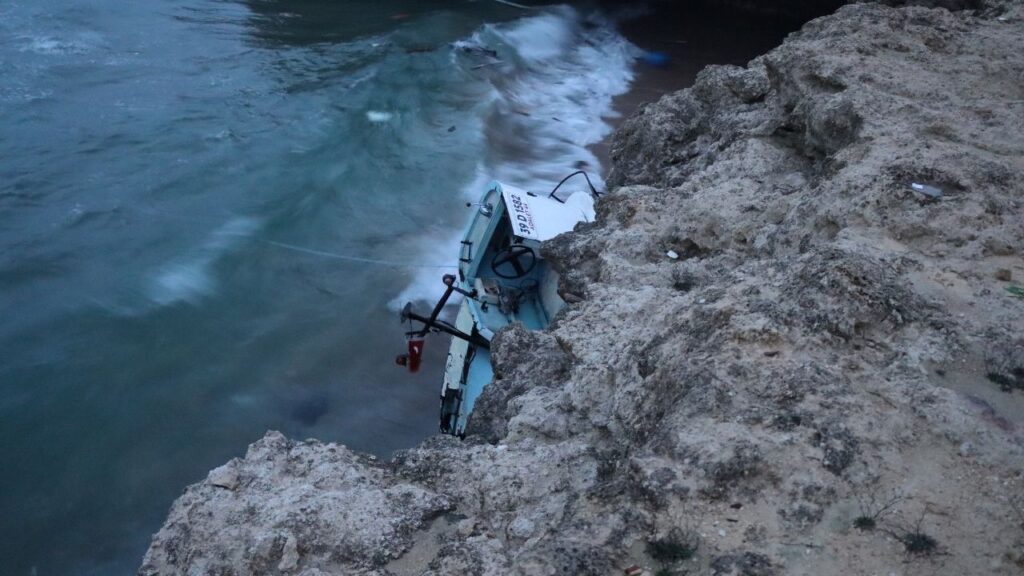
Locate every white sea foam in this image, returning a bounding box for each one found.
[390,6,637,309]
[387,165,492,310]
[387,228,465,310]
[149,263,215,306]
[147,217,260,306]
[19,32,102,56]
[463,5,638,191]
[497,11,575,62]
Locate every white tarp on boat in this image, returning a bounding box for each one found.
[501,184,595,241]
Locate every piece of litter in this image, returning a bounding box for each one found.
[698,298,706,304]
[718,529,727,537]
[1007,286,1024,299]
[623,566,644,576]
[366,111,393,123]
[666,250,679,259]
[908,182,943,199]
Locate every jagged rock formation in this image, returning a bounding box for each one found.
[140,2,1024,575]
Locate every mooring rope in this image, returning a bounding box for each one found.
[493,0,535,9]
[267,240,458,269]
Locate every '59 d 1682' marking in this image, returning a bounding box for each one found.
[506,190,536,238]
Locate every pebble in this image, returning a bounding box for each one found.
[457,519,476,538]
[995,268,1012,282]
[509,516,536,540]
[278,534,299,572]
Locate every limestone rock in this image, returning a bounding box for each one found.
[207,463,239,491]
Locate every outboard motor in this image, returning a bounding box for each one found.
[396,335,425,373]
[395,275,489,374]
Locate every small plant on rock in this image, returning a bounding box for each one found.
[984,350,1024,393]
[853,515,877,531]
[986,367,1024,393]
[853,488,903,532]
[885,514,942,556]
[647,527,700,563]
[898,531,939,555]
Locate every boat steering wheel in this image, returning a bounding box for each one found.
[490,244,537,279]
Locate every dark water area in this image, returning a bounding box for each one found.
[617,2,810,100]
[591,1,816,165]
[0,1,801,574]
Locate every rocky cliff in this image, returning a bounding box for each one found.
[140,2,1024,575]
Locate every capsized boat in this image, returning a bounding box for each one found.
[396,172,599,436]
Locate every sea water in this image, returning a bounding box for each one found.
[0,1,636,573]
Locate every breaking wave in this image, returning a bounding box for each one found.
[461,5,637,191]
[147,217,260,306]
[393,5,637,307]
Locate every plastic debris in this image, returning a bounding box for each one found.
[366,111,393,123]
[908,182,943,199]
[640,51,671,68]
[1007,286,1024,299]
[666,250,680,259]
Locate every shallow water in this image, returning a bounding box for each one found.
[0,1,635,573]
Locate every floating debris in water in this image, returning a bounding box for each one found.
[640,51,671,68]
[366,111,393,123]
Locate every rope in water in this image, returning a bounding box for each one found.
[267,240,458,269]
[493,0,535,9]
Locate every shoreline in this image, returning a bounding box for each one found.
[592,2,812,178]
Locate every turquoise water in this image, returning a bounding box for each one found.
[0,1,635,573]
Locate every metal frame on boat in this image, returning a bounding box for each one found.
[396,173,598,436]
